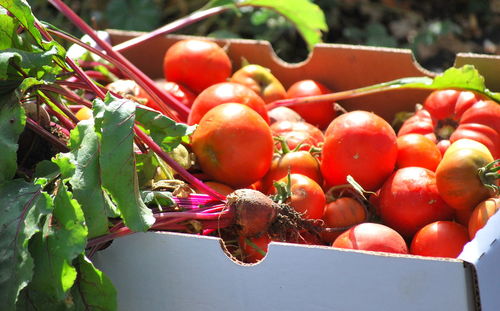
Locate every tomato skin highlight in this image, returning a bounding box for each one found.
[321,110,398,191]
[396,134,442,171]
[260,150,322,194]
[286,79,337,130]
[435,139,495,211]
[321,197,367,243]
[423,89,460,120]
[332,222,408,254]
[190,103,274,188]
[269,174,326,220]
[188,82,269,125]
[270,120,324,152]
[379,166,454,239]
[468,197,500,239]
[410,221,469,258]
[163,39,232,93]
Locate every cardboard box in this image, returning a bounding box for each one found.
[93,30,500,311]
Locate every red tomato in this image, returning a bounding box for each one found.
[468,197,500,239]
[270,120,324,152]
[396,134,442,171]
[197,181,234,196]
[436,139,451,156]
[454,91,483,119]
[321,197,367,243]
[332,222,408,254]
[269,174,326,220]
[137,80,197,112]
[321,110,398,191]
[286,80,337,130]
[410,221,469,258]
[397,108,437,143]
[163,39,232,93]
[238,234,271,263]
[260,150,322,193]
[379,167,454,239]
[423,89,460,120]
[190,103,274,188]
[399,90,499,158]
[188,82,269,125]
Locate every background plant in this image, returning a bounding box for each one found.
[28,0,500,70]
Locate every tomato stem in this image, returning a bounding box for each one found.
[478,159,500,195]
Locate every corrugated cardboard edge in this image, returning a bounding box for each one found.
[93,231,478,311]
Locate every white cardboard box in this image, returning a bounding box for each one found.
[93,31,500,311]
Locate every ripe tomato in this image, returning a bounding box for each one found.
[190,103,274,188]
[398,90,499,158]
[188,82,269,125]
[410,221,469,258]
[268,106,304,124]
[163,39,232,93]
[269,174,326,220]
[136,80,197,112]
[270,120,324,152]
[468,197,500,239]
[238,234,271,263]
[397,108,437,143]
[321,110,398,191]
[379,166,454,238]
[320,197,367,243]
[396,133,442,171]
[260,150,322,193]
[423,89,460,120]
[197,181,235,196]
[231,64,287,104]
[435,139,495,211]
[332,222,408,254]
[286,79,337,130]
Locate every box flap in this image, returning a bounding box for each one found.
[93,232,476,311]
[459,209,500,311]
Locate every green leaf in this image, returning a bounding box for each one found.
[28,182,87,302]
[71,255,117,311]
[135,105,196,151]
[0,0,44,47]
[0,14,19,49]
[53,120,111,239]
[0,179,52,311]
[0,93,26,183]
[386,65,500,102]
[346,65,500,104]
[0,45,61,82]
[242,0,327,51]
[94,94,155,232]
[204,0,327,51]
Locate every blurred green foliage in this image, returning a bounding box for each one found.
[28,0,499,71]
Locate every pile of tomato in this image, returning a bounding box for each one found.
[127,38,500,263]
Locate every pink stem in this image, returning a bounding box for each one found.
[113,6,229,52]
[43,91,79,125]
[44,104,75,130]
[48,0,189,121]
[26,118,69,152]
[266,85,396,110]
[134,129,226,202]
